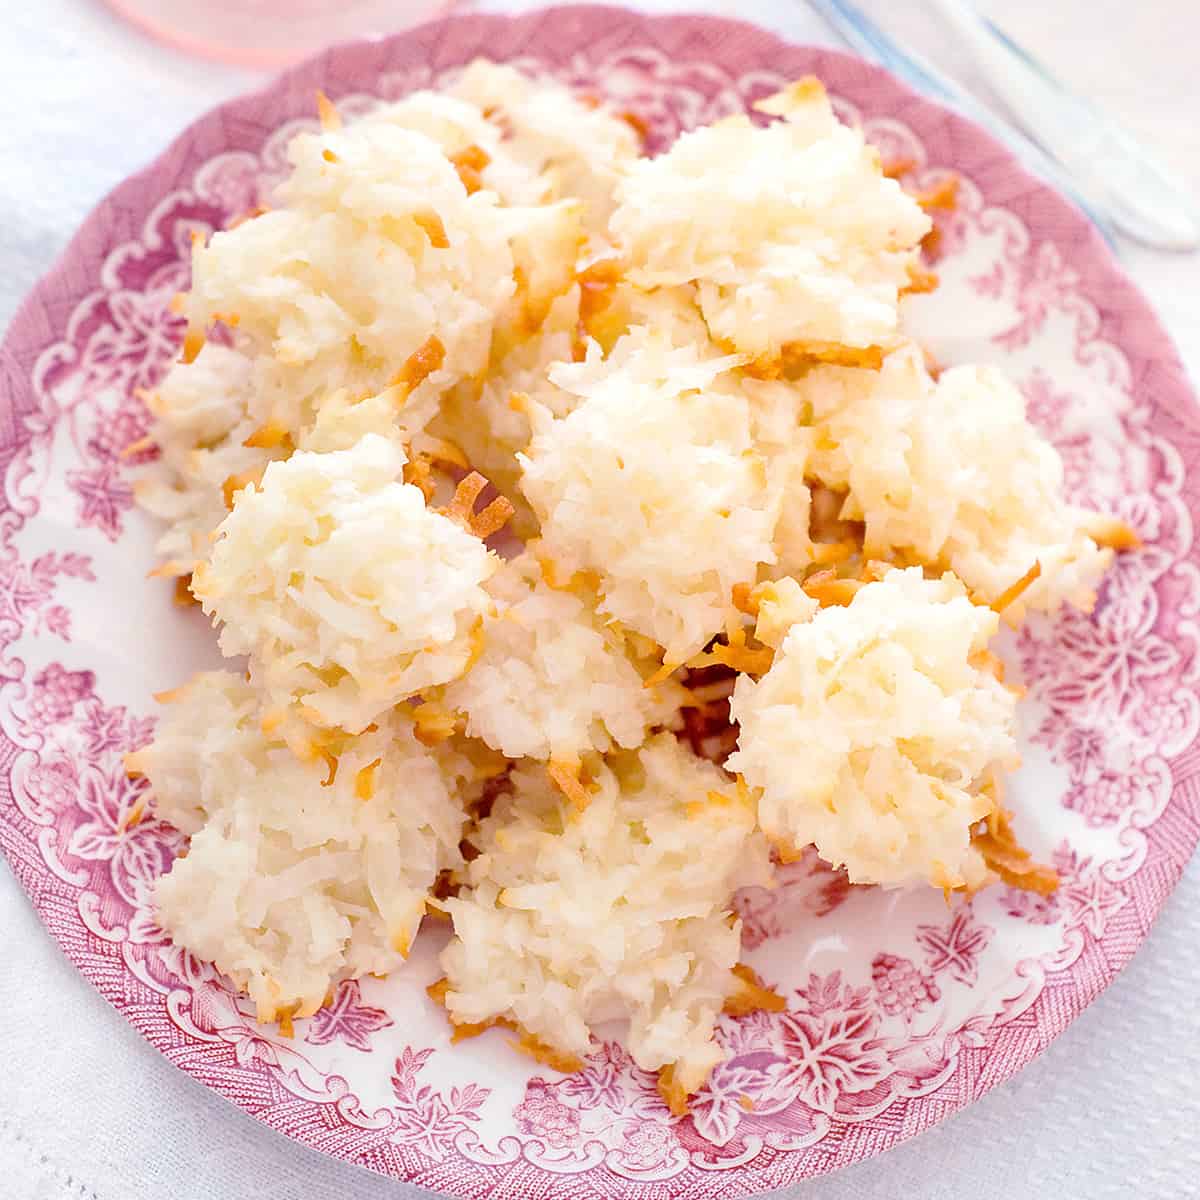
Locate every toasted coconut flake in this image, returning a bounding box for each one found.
[882,156,918,180]
[181,328,205,364]
[173,575,198,607]
[440,471,514,539]
[420,435,469,469]
[753,75,827,116]
[315,89,342,131]
[731,582,759,616]
[464,614,487,674]
[470,494,516,539]
[723,963,787,1016]
[426,979,515,1042]
[911,173,960,211]
[455,163,484,194]
[642,660,681,689]
[619,109,650,144]
[391,334,446,394]
[401,454,436,502]
[242,421,291,450]
[811,541,855,566]
[222,468,264,509]
[508,262,552,337]
[685,788,734,819]
[859,559,894,583]
[226,203,270,230]
[260,708,287,736]
[354,757,381,801]
[577,257,623,288]
[968,649,1007,683]
[903,263,939,295]
[1084,513,1142,551]
[413,209,450,249]
[442,470,486,519]
[513,1031,584,1074]
[391,925,413,957]
[535,555,601,594]
[274,1001,301,1039]
[450,1019,498,1042]
[117,798,146,834]
[547,756,592,812]
[576,257,624,351]
[689,629,774,676]
[449,143,491,194]
[657,1064,690,1117]
[972,806,1058,895]
[742,355,785,381]
[412,701,458,746]
[120,435,156,461]
[782,340,887,370]
[989,560,1041,614]
[802,569,864,607]
[318,751,338,788]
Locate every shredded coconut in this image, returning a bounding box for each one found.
[194,435,496,732]
[443,552,682,760]
[130,671,469,1021]
[440,734,772,1097]
[611,78,930,358]
[729,568,1018,888]
[518,328,782,661]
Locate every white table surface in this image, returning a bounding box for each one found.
[3,1,1199,1197]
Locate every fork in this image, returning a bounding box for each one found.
[809,0,1200,252]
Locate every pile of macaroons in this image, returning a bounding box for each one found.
[127,63,1132,1112]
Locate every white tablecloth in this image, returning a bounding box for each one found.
[3,1,1199,1197]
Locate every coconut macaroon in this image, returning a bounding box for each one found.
[130,66,1125,1068]
[610,78,930,362]
[135,344,283,573]
[144,81,589,576]
[128,671,470,1023]
[433,285,709,539]
[193,434,497,733]
[518,328,783,662]
[372,81,592,337]
[438,734,774,1106]
[371,86,550,207]
[442,551,682,763]
[181,109,519,443]
[451,59,642,235]
[729,568,1018,890]
[431,286,582,533]
[802,344,1113,614]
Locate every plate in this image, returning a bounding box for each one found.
[2,5,1198,1194]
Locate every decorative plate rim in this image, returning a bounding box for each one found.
[2,6,1199,1196]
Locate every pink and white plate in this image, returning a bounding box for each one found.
[2,6,1198,1195]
